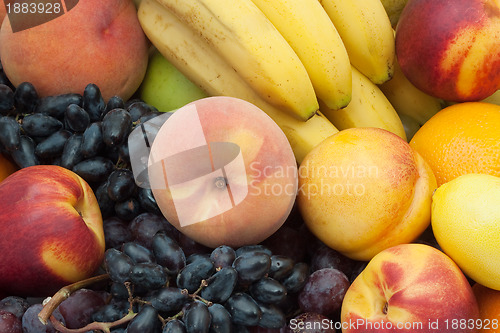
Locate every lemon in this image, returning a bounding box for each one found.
[431,173,500,290]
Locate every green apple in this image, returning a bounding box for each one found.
[139,50,208,112]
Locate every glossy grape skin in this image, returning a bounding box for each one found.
[147,287,190,314]
[0,310,22,333]
[200,267,238,304]
[232,252,271,285]
[310,245,355,278]
[127,101,158,122]
[137,187,162,215]
[72,156,115,183]
[35,129,71,160]
[256,302,286,329]
[64,104,90,132]
[81,121,105,158]
[58,289,106,329]
[22,113,62,137]
[21,304,65,333]
[114,197,142,221]
[163,319,187,333]
[298,268,350,316]
[235,245,272,257]
[0,297,29,319]
[92,300,130,323]
[249,277,287,305]
[108,169,136,202]
[102,108,132,147]
[268,255,295,281]
[127,305,162,333]
[152,232,186,276]
[10,135,38,168]
[224,293,262,327]
[210,245,236,269]
[286,312,335,333]
[0,116,21,151]
[182,301,211,333]
[36,93,83,119]
[83,83,106,122]
[207,303,232,333]
[280,262,309,293]
[104,248,134,284]
[13,82,38,115]
[103,217,134,249]
[129,212,175,249]
[129,262,167,290]
[121,242,154,264]
[60,133,84,169]
[176,256,215,293]
[0,84,14,115]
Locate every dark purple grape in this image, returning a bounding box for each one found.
[104,248,133,284]
[268,255,295,281]
[183,301,211,333]
[138,111,161,124]
[102,108,132,147]
[13,82,38,115]
[121,242,154,264]
[127,305,161,333]
[103,217,134,249]
[105,96,125,114]
[249,277,287,305]
[0,116,21,151]
[83,83,105,122]
[152,232,186,276]
[81,121,105,158]
[0,84,14,115]
[60,133,84,169]
[286,312,335,333]
[92,301,129,323]
[186,253,211,265]
[163,319,186,333]
[147,287,190,314]
[280,262,309,293]
[64,104,90,132]
[22,113,62,137]
[0,310,22,333]
[127,101,158,122]
[176,256,215,293]
[210,245,236,269]
[34,129,71,160]
[72,156,114,183]
[10,135,38,168]
[129,212,172,249]
[178,233,211,258]
[0,297,30,319]
[110,282,129,300]
[118,142,130,164]
[256,302,286,329]
[96,182,116,219]
[36,93,83,119]
[58,289,106,329]
[200,266,237,304]
[224,293,261,327]
[298,268,350,316]
[21,304,65,333]
[114,197,141,221]
[235,245,272,257]
[129,262,167,290]
[232,252,271,285]
[107,169,136,201]
[310,245,355,277]
[137,187,161,215]
[208,303,232,333]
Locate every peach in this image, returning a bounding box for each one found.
[148,96,298,248]
[0,0,149,101]
[395,0,500,102]
[0,165,105,297]
[341,243,480,333]
[297,127,437,261]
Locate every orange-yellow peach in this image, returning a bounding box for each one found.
[341,243,480,333]
[298,127,437,261]
[148,96,298,248]
[0,0,149,101]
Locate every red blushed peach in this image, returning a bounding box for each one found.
[148,96,298,248]
[0,165,105,297]
[341,243,480,333]
[0,0,149,101]
[395,0,500,102]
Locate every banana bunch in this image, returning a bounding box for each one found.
[137,0,402,162]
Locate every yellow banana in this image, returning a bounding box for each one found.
[153,0,319,121]
[379,54,444,125]
[137,0,338,163]
[321,66,407,141]
[250,0,352,111]
[319,0,395,85]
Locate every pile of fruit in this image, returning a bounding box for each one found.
[0,0,498,332]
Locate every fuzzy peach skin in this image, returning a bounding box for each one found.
[395,0,500,102]
[298,128,437,261]
[0,0,149,101]
[0,165,105,297]
[148,96,298,248]
[341,243,480,333]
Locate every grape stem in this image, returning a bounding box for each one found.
[50,310,137,333]
[38,274,111,325]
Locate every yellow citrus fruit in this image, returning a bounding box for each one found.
[473,283,500,333]
[431,173,500,290]
[409,102,500,186]
[0,153,17,183]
